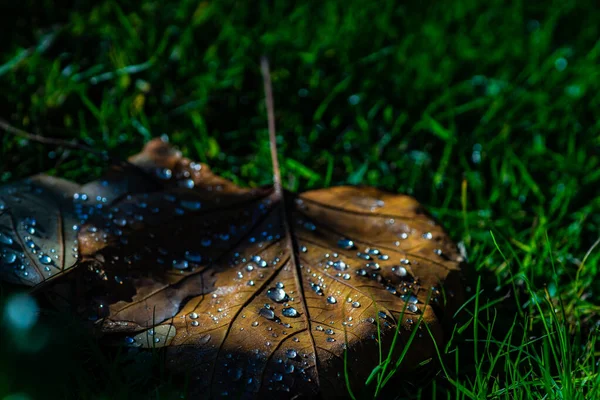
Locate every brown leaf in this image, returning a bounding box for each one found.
[0,139,464,398]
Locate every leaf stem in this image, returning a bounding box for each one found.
[260,57,283,196]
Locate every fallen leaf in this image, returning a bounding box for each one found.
[0,138,464,398]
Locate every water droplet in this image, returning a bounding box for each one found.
[259,307,275,320]
[180,179,195,189]
[327,296,337,304]
[315,326,324,331]
[172,260,189,270]
[333,260,348,271]
[267,287,287,304]
[189,312,198,319]
[378,311,388,319]
[310,282,323,296]
[125,336,135,344]
[181,200,202,211]
[395,266,408,277]
[300,245,308,253]
[38,255,52,265]
[201,238,212,247]
[0,232,14,246]
[2,251,17,264]
[285,364,295,374]
[252,321,259,327]
[357,252,371,260]
[113,218,127,227]
[273,372,283,382]
[326,337,336,342]
[422,232,433,240]
[337,239,355,250]
[303,221,316,231]
[185,251,202,263]
[191,320,199,327]
[199,334,211,345]
[282,307,299,318]
[157,168,172,180]
[405,294,418,304]
[408,304,419,313]
[286,349,297,359]
[366,262,380,270]
[352,301,361,308]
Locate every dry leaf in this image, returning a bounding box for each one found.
[0,139,464,398]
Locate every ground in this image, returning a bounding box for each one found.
[0,0,599,399]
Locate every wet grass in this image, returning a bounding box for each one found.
[1,0,600,398]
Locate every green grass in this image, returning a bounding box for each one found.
[1,0,600,398]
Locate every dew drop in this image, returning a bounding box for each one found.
[157,168,172,180]
[333,260,348,271]
[172,260,189,270]
[185,251,202,263]
[259,307,275,320]
[282,307,299,318]
[327,296,337,304]
[181,200,202,211]
[180,179,195,189]
[286,349,297,359]
[199,334,211,344]
[267,288,287,303]
[303,222,316,231]
[38,255,53,265]
[273,372,283,382]
[0,232,14,246]
[337,239,355,250]
[2,251,17,264]
[113,218,127,227]
[352,301,361,308]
